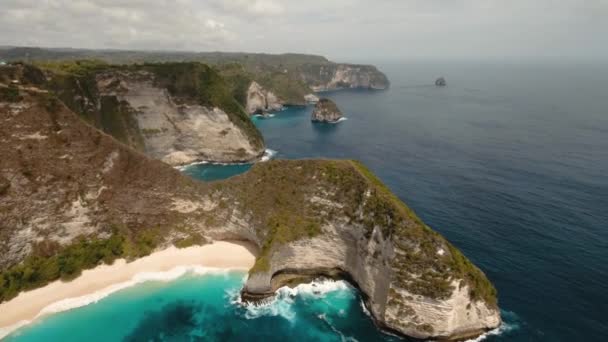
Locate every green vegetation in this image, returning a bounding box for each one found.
[141,62,263,150]
[250,212,322,273]
[33,60,264,152]
[34,59,108,76]
[0,84,22,102]
[174,233,206,249]
[0,227,173,303]
[349,161,497,306]
[223,159,496,307]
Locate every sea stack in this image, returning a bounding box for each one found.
[435,77,447,86]
[311,98,343,123]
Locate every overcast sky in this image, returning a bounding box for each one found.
[1,0,607,62]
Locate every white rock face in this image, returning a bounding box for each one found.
[385,282,501,339]
[246,81,284,115]
[96,71,264,165]
[243,220,500,340]
[301,64,390,92]
[304,93,319,104]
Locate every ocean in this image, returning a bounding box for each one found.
[6,60,608,341]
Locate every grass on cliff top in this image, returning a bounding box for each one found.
[349,161,497,307]
[224,159,496,307]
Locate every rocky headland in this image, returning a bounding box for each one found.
[0,61,499,340]
[0,48,390,115]
[311,98,343,123]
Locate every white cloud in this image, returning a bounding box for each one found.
[0,0,606,60]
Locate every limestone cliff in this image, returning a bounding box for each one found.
[311,98,343,123]
[245,81,283,115]
[298,63,390,92]
[0,49,391,107]
[0,74,499,340]
[38,62,265,165]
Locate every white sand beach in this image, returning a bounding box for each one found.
[0,241,257,339]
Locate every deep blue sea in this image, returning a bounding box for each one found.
[6,61,608,341]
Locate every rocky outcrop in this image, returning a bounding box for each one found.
[436,77,447,87]
[311,98,343,123]
[299,63,390,92]
[233,160,501,340]
[1,73,499,340]
[304,93,319,104]
[245,81,284,115]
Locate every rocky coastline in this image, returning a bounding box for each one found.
[0,61,500,341]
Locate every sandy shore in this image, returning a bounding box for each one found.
[0,241,257,338]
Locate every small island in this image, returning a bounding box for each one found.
[436,77,447,86]
[311,98,343,123]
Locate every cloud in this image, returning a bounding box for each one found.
[210,0,284,16]
[0,0,235,51]
[0,0,606,60]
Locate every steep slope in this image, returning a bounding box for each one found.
[35,61,265,164]
[0,76,499,340]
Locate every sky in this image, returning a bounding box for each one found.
[1,0,607,62]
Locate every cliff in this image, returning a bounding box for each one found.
[25,61,265,165]
[1,48,390,109]
[298,63,390,92]
[245,81,283,114]
[0,70,499,340]
[311,98,343,123]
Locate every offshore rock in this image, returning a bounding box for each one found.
[311,98,343,123]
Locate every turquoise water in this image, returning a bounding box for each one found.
[5,271,398,341]
[181,163,252,182]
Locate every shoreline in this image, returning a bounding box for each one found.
[0,241,257,339]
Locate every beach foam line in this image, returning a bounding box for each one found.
[0,266,235,339]
[0,242,256,340]
[175,148,277,171]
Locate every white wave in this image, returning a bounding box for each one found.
[318,311,359,342]
[175,160,209,171]
[253,113,275,119]
[463,312,520,342]
[0,320,30,340]
[260,148,277,162]
[330,117,348,124]
[0,266,232,339]
[359,299,371,316]
[233,279,352,324]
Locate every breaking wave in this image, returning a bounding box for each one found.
[330,117,348,124]
[260,148,277,162]
[463,311,521,342]
[230,279,353,324]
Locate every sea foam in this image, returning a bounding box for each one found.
[463,311,520,342]
[231,279,353,323]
